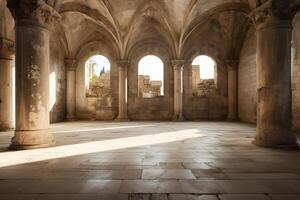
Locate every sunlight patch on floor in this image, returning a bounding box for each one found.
[53,125,155,134]
[0,129,204,168]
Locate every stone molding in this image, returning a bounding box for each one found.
[116,60,130,69]
[171,60,184,70]
[225,60,239,71]
[65,59,77,71]
[7,0,60,29]
[250,0,297,29]
[0,38,14,60]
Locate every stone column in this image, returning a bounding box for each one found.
[252,1,299,149]
[65,59,77,121]
[0,38,15,131]
[7,0,59,149]
[116,60,129,121]
[226,60,238,121]
[172,60,185,121]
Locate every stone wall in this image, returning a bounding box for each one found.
[181,12,238,120]
[292,14,300,134]
[183,61,228,120]
[127,45,174,121]
[75,41,118,120]
[238,27,257,124]
[49,36,66,123]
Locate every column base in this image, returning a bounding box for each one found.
[10,129,55,150]
[172,115,185,122]
[253,130,299,150]
[115,115,129,122]
[0,123,14,131]
[66,115,77,121]
[227,116,238,121]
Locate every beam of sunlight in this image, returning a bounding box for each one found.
[49,72,56,111]
[53,125,155,134]
[0,129,204,168]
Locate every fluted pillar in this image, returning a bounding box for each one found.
[7,0,59,149]
[116,60,129,121]
[252,0,299,149]
[0,38,15,131]
[172,60,185,121]
[226,60,238,121]
[65,59,77,121]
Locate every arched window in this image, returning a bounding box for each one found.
[191,55,217,97]
[85,55,111,97]
[138,55,164,98]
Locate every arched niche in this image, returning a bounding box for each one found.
[127,41,173,120]
[75,41,118,120]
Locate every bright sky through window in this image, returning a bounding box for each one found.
[88,55,110,75]
[138,55,164,82]
[192,55,215,79]
[138,55,164,94]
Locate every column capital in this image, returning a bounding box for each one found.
[65,58,77,71]
[172,60,184,70]
[225,60,239,71]
[116,60,130,69]
[250,0,298,29]
[0,38,14,60]
[7,0,60,29]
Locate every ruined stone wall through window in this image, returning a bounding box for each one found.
[138,55,164,98]
[85,55,111,98]
[191,55,217,97]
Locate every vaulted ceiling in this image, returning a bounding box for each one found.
[54,0,252,59]
[2,0,258,60]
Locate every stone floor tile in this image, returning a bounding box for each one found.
[192,169,228,180]
[219,194,270,200]
[129,194,151,200]
[269,195,300,200]
[142,169,196,180]
[179,180,224,194]
[226,173,300,180]
[169,194,219,200]
[0,194,129,200]
[0,121,299,199]
[217,180,273,194]
[151,194,169,200]
[79,180,122,194]
[119,180,182,193]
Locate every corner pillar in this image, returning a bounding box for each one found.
[0,38,15,131]
[116,60,129,121]
[226,60,238,121]
[7,0,60,149]
[65,59,77,121]
[172,60,185,121]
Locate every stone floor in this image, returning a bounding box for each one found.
[0,121,300,200]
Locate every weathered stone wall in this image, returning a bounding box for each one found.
[238,27,257,124]
[183,59,228,120]
[292,14,300,134]
[181,12,242,120]
[127,44,174,121]
[75,41,118,120]
[49,36,66,123]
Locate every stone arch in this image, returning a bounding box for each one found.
[127,41,174,120]
[75,41,118,120]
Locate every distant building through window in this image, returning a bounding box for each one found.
[138,55,164,98]
[85,55,111,97]
[192,55,217,97]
